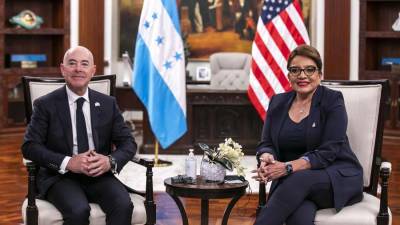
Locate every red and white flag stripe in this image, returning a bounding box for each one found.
[248,0,310,120]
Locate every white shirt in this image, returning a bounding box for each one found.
[59,86,95,173]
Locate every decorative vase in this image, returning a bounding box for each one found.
[200,159,226,183]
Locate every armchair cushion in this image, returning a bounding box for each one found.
[314,193,392,225]
[209,52,251,90]
[22,193,146,225]
[322,84,381,187]
[28,79,112,107]
[210,69,249,90]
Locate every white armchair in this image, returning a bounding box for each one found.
[209,52,251,90]
[257,80,392,225]
[21,75,156,225]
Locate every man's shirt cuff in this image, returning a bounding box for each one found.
[59,156,71,174]
[301,156,310,162]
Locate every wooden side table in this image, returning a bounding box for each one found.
[164,176,249,225]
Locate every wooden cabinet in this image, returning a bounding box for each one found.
[0,0,70,128]
[359,0,400,134]
[115,87,263,155]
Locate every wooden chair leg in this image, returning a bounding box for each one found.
[26,162,38,225]
[145,160,156,225]
[377,166,390,225]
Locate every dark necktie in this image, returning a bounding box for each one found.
[76,97,89,153]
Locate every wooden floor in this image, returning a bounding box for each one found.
[0,130,398,225]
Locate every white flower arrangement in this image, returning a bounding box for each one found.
[199,138,246,177]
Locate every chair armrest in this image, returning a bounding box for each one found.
[131,156,155,168]
[124,184,146,196]
[22,158,38,224]
[23,158,33,166]
[22,158,37,198]
[381,161,392,172]
[257,160,267,216]
[123,156,152,196]
[377,161,391,225]
[129,155,156,224]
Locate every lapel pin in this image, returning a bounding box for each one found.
[95,102,100,107]
[312,122,316,128]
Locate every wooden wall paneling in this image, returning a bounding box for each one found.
[390,78,400,129]
[0,0,3,29]
[359,0,366,76]
[0,76,5,127]
[0,1,4,128]
[0,34,3,70]
[60,0,70,63]
[79,0,104,74]
[323,0,350,80]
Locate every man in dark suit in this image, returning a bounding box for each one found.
[22,46,136,225]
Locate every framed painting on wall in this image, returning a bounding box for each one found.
[119,0,312,60]
[118,0,143,59]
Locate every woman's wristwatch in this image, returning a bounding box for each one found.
[285,162,293,175]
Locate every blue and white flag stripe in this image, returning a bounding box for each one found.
[132,0,187,148]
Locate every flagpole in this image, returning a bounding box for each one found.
[154,141,159,165]
[154,140,172,167]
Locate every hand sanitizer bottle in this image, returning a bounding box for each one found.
[185,149,197,181]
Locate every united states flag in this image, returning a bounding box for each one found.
[248,0,310,120]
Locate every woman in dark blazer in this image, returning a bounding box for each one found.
[253,45,363,225]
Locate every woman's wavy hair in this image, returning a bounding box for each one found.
[287,45,322,72]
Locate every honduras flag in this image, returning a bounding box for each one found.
[132,0,187,149]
